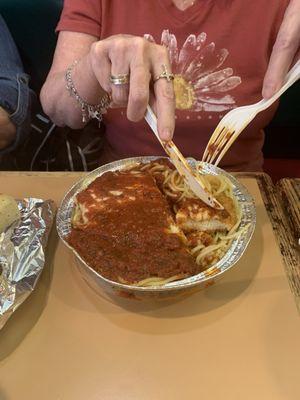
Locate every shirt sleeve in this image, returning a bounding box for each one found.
[56,0,101,38]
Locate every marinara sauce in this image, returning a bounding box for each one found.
[68,169,198,284]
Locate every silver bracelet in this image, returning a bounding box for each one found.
[65,60,111,125]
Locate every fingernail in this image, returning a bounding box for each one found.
[160,129,172,141]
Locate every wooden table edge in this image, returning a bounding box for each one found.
[237,173,300,312]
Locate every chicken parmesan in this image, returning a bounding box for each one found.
[68,160,242,286]
[68,169,198,285]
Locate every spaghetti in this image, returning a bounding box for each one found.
[140,160,244,270]
[68,160,246,287]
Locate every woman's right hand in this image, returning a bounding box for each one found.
[41,32,176,141]
[88,34,176,141]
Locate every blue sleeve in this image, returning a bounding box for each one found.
[0,14,36,154]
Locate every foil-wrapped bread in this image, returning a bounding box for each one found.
[0,194,21,233]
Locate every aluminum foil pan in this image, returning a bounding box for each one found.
[0,198,55,328]
[57,157,256,300]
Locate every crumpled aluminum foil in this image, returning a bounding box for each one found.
[0,198,56,329]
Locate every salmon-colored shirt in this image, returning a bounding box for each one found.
[57,0,288,171]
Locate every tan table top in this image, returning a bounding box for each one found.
[0,172,299,400]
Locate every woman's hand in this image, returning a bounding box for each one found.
[262,0,300,98]
[41,32,175,140]
[88,35,175,140]
[0,106,16,150]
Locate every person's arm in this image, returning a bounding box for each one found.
[0,14,34,153]
[40,31,176,140]
[40,32,100,129]
[0,106,16,149]
[262,0,300,98]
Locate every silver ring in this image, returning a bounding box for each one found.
[110,73,130,85]
[154,64,174,83]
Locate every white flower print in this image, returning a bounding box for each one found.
[145,30,242,113]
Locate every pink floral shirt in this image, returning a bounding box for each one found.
[57,0,289,171]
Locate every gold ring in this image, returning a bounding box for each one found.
[154,64,174,83]
[110,73,130,85]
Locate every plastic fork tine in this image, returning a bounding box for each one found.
[203,127,225,163]
[207,127,230,164]
[213,125,249,166]
[203,125,234,164]
[202,124,225,161]
[210,127,236,164]
[214,134,237,166]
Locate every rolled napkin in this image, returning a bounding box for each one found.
[0,194,21,233]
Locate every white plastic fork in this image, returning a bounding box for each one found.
[202,59,300,166]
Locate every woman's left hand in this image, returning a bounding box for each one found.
[262,0,300,98]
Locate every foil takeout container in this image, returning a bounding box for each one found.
[0,198,55,329]
[57,157,256,300]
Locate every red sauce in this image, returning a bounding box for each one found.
[68,170,198,284]
[208,143,217,155]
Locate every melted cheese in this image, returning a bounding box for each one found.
[176,195,237,232]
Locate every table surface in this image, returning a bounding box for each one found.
[0,172,299,400]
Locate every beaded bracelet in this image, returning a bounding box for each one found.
[65,61,111,125]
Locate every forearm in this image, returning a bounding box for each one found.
[41,48,106,129]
